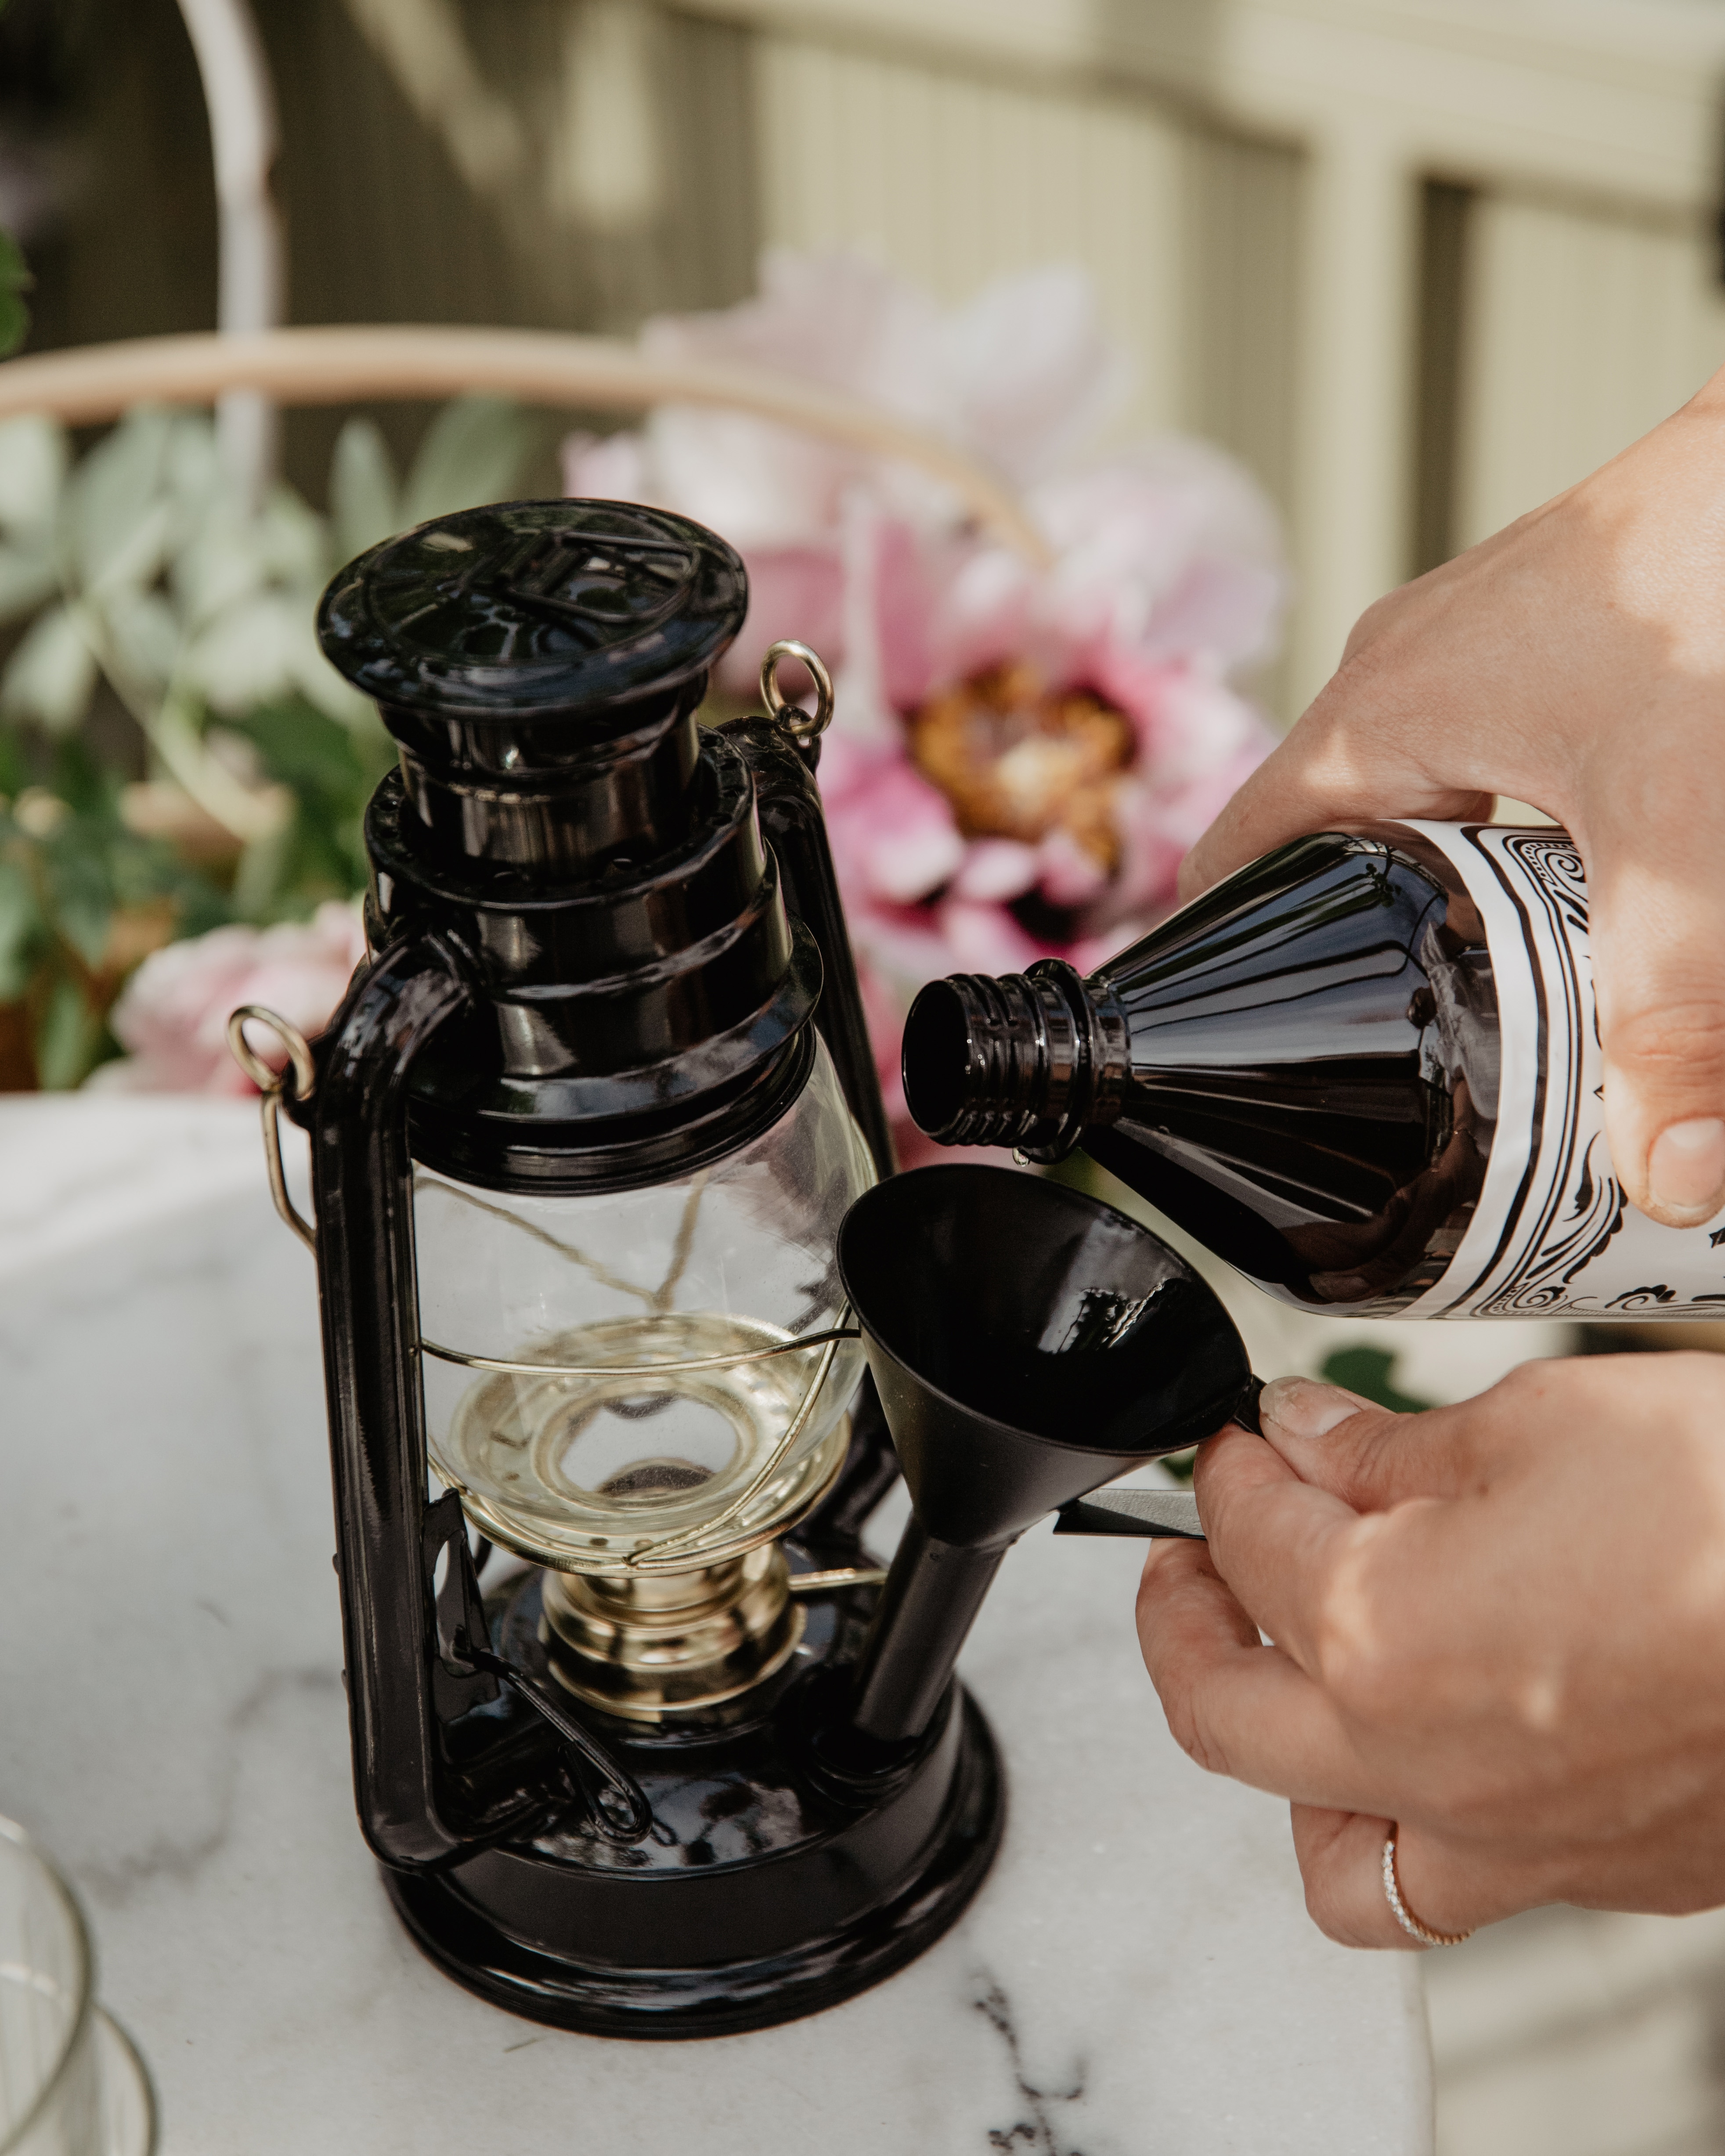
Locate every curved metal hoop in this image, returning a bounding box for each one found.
[0,327,1052,565]
[760,641,835,743]
[225,1004,318,1253]
[227,1002,316,1097]
[423,1312,858,1576]
[418,1327,859,1381]
[631,1324,849,1572]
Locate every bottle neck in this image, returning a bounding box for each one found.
[900,959,1130,1162]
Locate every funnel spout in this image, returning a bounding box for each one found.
[849,1521,1009,1745]
[831,1164,1252,1756]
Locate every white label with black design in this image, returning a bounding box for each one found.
[1403,822,1725,1320]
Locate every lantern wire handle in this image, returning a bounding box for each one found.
[627,1320,849,1572]
[226,1003,317,1254]
[759,640,834,743]
[417,1327,859,1380]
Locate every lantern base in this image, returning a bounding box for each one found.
[382,1647,1003,2039]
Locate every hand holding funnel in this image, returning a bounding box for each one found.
[834,1166,1256,1750]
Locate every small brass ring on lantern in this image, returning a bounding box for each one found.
[227,1004,318,1254]
[227,1003,317,1102]
[760,640,834,743]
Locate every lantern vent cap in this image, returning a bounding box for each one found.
[317,498,748,726]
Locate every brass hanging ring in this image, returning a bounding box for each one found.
[227,1004,316,1101]
[759,640,835,742]
[226,1005,318,1254]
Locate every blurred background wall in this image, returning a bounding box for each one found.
[7,0,1725,721]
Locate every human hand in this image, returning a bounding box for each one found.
[1180,375,1725,1228]
[1135,1358,1725,1947]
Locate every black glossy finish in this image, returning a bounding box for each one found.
[383,1567,1003,2038]
[319,498,746,717]
[365,753,821,1192]
[720,713,897,1181]
[836,1165,1252,1745]
[311,501,883,1189]
[308,931,483,1866]
[298,501,978,2038]
[902,829,1501,1312]
[849,1525,1008,1745]
[321,502,746,879]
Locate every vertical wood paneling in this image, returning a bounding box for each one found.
[1454,189,1725,552]
[754,33,1303,704]
[755,36,1190,437]
[1183,124,1303,524]
[248,0,761,495]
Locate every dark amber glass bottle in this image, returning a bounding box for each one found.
[902,822,1725,1321]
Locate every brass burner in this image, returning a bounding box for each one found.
[541,1544,804,1721]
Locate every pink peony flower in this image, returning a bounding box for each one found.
[94,902,368,1094]
[567,250,1285,1142]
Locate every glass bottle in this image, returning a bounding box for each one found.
[902,822,1725,1321]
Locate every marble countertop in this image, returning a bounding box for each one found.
[0,1097,1432,2155]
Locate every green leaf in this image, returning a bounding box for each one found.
[330,417,401,561]
[0,854,43,1000]
[227,696,384,909]
[171,507,269,628]
[0,414,68,533]
[401,397,533,529]
[159,411,223,521]
[0,721,30,797]
[181,591,306,713]
[42,823,113,968]
[0,605,99,732]
[50,733,121,820]
[33,971,101,1092]
[0,230,32,360]
[99,584,182,692]
[253,483,326,586]
[66,408,176,588]
[1316,1346,1433,1416]
[0,543,58,621]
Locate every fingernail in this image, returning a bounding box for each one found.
[1257,1376,1365,1441]
[1649,1118,1725,1221]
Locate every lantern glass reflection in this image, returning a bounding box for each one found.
[416,1038,874,1571]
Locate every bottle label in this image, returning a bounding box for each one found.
[1402,821,1725,1320]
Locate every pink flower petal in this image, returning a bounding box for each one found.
[713,546,846,697]
[103,903,368,1094]
[820,750,965,906]
[1034,828,1109,907]
[935,898,1046,975]
[951,839,1040,903]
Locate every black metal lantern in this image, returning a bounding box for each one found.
[223,500,1015,2037]
[232,499,1259,2040]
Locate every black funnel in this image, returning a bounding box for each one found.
[834,1165,1250,1746]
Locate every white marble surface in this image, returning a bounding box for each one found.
[0,1098,1433,2155]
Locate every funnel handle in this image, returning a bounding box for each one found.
[1049,1375,1267,1542]
[1052,1488,1205,1539]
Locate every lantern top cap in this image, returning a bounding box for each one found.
[317,499,749,725]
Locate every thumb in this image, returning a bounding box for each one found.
[1585,799,1725,1228]
[1253,1375,1482,1509]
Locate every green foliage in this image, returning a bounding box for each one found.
[0,394,538,1084]
[0,230,29,360]
[1317,1345,1433,1415]
[225,696,397,917]
[0,732,227,1086]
